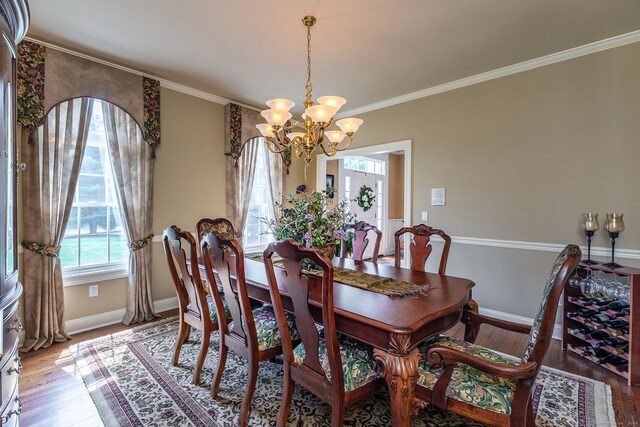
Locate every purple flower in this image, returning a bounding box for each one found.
[296,184,308,194]
[333,230,348,240]
[303,232,312,247]
[305,213,315,222]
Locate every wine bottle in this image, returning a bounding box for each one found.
[569,325,596,335]
[615,363,629,373]
[612,325,629,337]
[599,336,627,348]
[589,330,611,340]
[567,309,599,318]
[597,354,627,366]
[587,313,611,323]
[592,297,615,306]
[601,319,628,329]
[602,300,630,311]
[584,346,609,358]
[620,307,630,316]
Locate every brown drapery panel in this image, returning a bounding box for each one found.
[102,102,157,325]
[21,98,94,351]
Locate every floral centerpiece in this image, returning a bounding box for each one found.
[263,184,355,259]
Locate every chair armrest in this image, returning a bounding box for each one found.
[426,345,537,380]
[426,344,538,411]
[466,310,532,335]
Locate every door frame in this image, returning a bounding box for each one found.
[316,139,412,267]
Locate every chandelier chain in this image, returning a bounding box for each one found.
[305,23,313,108]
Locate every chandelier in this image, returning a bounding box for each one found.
[255,16,363,167]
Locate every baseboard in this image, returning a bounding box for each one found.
[479,307,562,340]
[65,296,179,335]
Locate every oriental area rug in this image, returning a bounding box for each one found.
[69,318,616,427]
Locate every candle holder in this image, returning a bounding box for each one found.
[603,213,624,269]
[581,213,600,265]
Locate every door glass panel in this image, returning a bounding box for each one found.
[3,35,15,275]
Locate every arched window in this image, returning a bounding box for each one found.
[60,100,127,283]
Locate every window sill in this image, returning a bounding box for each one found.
[62,263,129,287]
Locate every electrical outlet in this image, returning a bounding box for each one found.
[421,211,429,221]
[89,284,99,297]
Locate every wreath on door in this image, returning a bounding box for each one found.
[355,185,375,212]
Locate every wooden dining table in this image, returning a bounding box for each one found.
[198,256,475,426]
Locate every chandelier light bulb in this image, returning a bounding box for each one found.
[260,109,292,127]
[324,130,346,143]
[255,123,274,138]
[305,105,338,123]
[286,132,306,141]
[336,118,364,134]
[317,96,347,112]
[266,98,295,112]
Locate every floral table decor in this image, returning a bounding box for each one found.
[356,185,375,212]
[263,184,355,259]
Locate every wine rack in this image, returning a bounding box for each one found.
[562,262,640,386]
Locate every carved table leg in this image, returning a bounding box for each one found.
[374,334,422,427]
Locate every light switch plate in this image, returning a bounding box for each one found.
[421,211,429,221]
[89,284,99,297]
[431,188,446,206]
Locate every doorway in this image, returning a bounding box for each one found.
[316,140,411,267]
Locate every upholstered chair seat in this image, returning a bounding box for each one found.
[418,335,517,415]
[293,328,380,392]
[229,305,299,352]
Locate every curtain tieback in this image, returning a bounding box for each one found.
[21,240,60,257]
[129,234,154,251]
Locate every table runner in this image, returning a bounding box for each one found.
[247,253,429,299]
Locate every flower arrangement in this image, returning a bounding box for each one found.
[355,185,375,212]
[263,184,355,254]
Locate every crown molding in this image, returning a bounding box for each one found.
[24,36,261,111]
[337,30,640,118]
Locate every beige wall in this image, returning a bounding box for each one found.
[388,153,404,219]
[309,42,640,319]
[19,86,305,323]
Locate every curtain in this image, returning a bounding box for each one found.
[227,137,260,237]
[264,141,286,217]
[102,103,157,325]
[21,98,94,351]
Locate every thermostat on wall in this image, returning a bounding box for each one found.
[431,188,446,206]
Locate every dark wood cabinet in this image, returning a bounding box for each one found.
[0,0,28,425]
[562,262,640,386]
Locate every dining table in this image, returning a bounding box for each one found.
[198,256,475,426]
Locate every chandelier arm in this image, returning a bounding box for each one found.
[264,139,291,154]
[330,135,355,152]
[317,141,337,157]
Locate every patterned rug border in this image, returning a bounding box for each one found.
[69,316,617,427]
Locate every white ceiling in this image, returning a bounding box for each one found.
[28,0,640,114]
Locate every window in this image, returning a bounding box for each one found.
[344,176,351,200]
[243,141,275,249]
[377,179,383,231]
[60,100,127,281]
[344,156,385,175]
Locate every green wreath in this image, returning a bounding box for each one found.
[355,185,375,212]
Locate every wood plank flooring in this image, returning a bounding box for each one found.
[20,309,640,426]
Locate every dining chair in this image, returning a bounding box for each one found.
[415,244,581,426]
[339,220,383,263]
[394,224,451,273]
[201,231,299,427]
[264,239,385,426]
[162,225,229,385]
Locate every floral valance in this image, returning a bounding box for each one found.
[17,40,161,156]
[224,102,291,173]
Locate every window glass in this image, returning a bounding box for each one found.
[243,141,275,248]
[60,100,127,270]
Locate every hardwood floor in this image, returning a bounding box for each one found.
[20,309,639,426]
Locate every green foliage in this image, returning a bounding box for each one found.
[355,185,375,212]
[262,187,356,248]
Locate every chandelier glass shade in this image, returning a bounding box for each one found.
[255,16,363,167]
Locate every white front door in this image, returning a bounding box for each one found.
[345,171,383,260]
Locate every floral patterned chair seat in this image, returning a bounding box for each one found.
[293,328,379,392]
[418,335,517,415]
[204,293,231,324]
[229,305,300,352]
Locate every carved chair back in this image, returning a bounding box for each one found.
[196,217,236,247]
[340,221,382,263]
[264,239,344,395]
[200,229,257,346]
[521,244,581,365]
[162,225,209,322]
[394,224,451,274]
